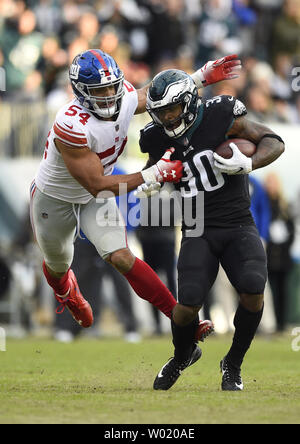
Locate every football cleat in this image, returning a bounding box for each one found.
[55,270,93,328]
[195,319,214,342]
[153,345,202,391]
[220,357,244,391]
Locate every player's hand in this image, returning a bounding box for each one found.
[196,55,242,87]
[156,148,183,182]
[141,148,183,184]
[134,181,161,198]
[213,142,252,175]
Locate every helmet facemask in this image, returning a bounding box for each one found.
[74,75,124,118]
[148,91,197,138]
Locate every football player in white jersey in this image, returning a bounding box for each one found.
[31,49,241,333]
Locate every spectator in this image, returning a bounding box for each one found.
[252,0,283,61]
[249,175,271,244]
[143,0,186,68]
[33,0,62,36]
[37,36,68,94]
[271,0,300,65]
[265,172,295,332]
[136,184,177,335]
[0,7,44,95]
[271,53,293,101]
[0,255,11,300]
[77,11,100,47]
[195,0,242,67]
[245,85,276,123]
[232,0,257,54]
[233,0,257,26]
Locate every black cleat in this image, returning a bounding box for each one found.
[153,345,202,391]
[220,357,243,391]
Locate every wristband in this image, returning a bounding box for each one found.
[141,165,161,184]
[260,134,284,144]
[190,70,204,88]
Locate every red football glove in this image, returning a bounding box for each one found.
[141,148,183,184]
[192,54,242,87]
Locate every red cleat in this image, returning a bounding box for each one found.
[195,319,214,342]
[55,270,93,328]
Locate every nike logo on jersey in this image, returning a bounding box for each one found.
[64,123,73,130]
[183,145,194,157]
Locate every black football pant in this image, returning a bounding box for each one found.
[177,224,267,307]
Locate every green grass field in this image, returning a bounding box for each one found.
[0,334,299,424]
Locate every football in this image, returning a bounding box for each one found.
[214,138,257,159]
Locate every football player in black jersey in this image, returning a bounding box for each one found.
[137,69,285,391]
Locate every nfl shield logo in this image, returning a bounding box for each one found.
[115,124,119,132]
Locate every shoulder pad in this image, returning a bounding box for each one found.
[139,122,166,154]
[204,95,247,118]
[54,102,89,148]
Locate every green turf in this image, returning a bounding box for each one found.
[0,334,299,424]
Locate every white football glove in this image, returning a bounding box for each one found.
[134,181,161,198]
[213,142,252,175]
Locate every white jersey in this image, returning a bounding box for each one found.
[35,81,138,204]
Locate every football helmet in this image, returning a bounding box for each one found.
[146,69,200,138]
[69,49,124,118]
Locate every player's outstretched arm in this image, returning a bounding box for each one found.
[135,55,242,114]
[135,155,161,198]
[135,83,151,115]
[226,116,285,170]
[191,54,242,88]
[55,139,182,197]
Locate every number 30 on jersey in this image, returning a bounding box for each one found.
[180,150,225,196]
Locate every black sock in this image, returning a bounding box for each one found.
[226,303,264,369]
[171,315,199,363]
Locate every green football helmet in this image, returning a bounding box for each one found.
[146,69,200,138]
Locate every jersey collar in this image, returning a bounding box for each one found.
[176,102,204,147]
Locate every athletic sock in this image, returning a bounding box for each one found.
[226,303,264,369]
[171,315,199,363]
[42,261,70,296]
[123,257,177,319]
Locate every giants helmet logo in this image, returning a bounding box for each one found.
[69,63,80,80]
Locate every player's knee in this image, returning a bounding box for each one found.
[236,269,267,295]
[108,248,135,274]
[45,261,70,275]
[178,283,206,307]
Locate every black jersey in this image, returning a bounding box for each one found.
[139,95,255,230]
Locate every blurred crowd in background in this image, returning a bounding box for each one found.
[0,0,300,341]
[1,0,300,123]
